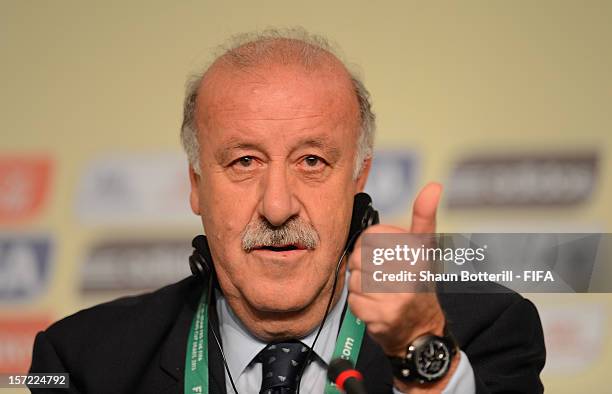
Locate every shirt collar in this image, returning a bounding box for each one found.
[216,281,349,379]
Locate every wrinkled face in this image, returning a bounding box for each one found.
[189,60,369,314]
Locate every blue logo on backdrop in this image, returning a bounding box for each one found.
[0,236,52,302]
[364,151,418,218]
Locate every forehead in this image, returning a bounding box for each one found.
[195,59,360,143]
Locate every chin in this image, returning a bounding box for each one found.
[244,282,318,314]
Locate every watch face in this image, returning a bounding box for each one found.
[414,338,451,381]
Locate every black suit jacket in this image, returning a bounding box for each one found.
[30,275,545,393]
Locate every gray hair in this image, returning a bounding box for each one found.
[180,27,375,179]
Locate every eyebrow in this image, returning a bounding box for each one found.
[290,137,342,162]
[215,141,264,164]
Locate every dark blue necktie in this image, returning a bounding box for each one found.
[258,341,311,394]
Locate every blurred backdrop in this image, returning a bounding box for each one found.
[1,1,611,392]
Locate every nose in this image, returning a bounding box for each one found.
[259,163,299,226]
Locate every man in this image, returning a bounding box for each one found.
[30,29,545,393]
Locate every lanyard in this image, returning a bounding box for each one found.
[185,290,209,394]
[184,289,366,394]
[323,306,365,394]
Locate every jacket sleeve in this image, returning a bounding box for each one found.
[467,298,546,394]
[29,331,83,394]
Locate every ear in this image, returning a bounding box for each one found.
[188,165,201,216]
[354,157,372,192]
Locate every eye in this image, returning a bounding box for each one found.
[299,155,327,173]
[304,155,321,167]
[236,156,254,167]
[228,156,260,173]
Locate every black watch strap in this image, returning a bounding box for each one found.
[388,326,457,384]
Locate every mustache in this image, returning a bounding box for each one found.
[241,216,320,251]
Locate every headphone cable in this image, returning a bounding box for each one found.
[296,228,362,393]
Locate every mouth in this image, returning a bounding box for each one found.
[252,243,307,252]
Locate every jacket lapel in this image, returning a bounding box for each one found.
[155,278,200,393]
[355,333,394,394]
[156,276,227,394]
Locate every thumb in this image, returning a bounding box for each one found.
[410,182,443,234]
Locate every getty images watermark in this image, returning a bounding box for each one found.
[360,233,609,293]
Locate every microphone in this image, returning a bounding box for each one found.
[327,358,367,394]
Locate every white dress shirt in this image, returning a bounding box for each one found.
[216,283,475,393]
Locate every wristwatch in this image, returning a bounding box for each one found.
[388,327,457,384]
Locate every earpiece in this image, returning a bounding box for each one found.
[189,234,213,280]
[346,192,380,253]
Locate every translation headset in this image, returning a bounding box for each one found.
[188,192,378,282]
[188,192,379,393]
